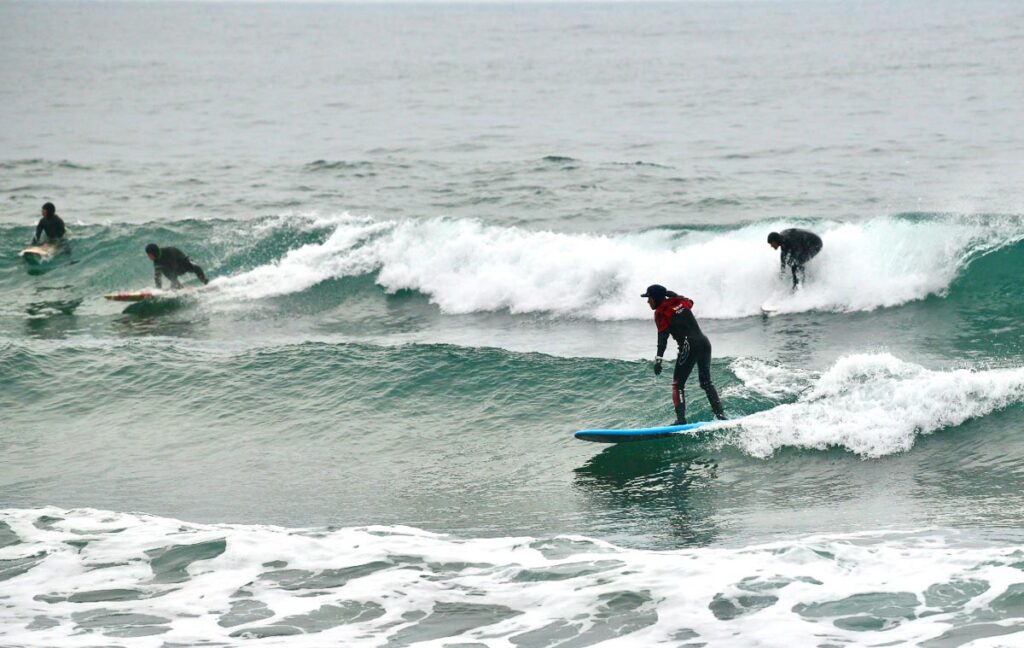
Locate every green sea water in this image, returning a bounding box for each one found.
[4,1,1024,645]
[4,212,1024,545]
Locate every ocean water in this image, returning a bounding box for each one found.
[3,1,1024,645]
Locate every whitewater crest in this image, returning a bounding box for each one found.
[209,213,1024,319]
[2,507,1024,647]
[727,353,1024,458]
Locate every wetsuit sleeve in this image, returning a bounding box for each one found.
[33,220,44,244]
[657,330,669,358]
[190,262,208,284]
[154,265,162,289]
[654,309,669,333]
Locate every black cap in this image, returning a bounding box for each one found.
[42,202,55,217]
[641,284,667,300]
[767,232,782,245]
[145,243,159,256]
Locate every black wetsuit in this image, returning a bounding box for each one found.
[654,293,726,424]
[152,247,208,289]
[32,215,66,245]
[776,228,823,288]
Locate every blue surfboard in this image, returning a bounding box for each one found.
[574,420,717,444]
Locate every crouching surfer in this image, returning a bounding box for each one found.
[767,228,822,289]
[643,284,727,425]
[146,243,209,289]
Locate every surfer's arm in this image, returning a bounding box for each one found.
[656,330,669,359]
[190,263,209,285]
[154,266,162,289]
[653,331,670,375]
[32,220,43,245]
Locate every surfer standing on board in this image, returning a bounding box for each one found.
[146,244,209,289]
[643,284,727,425]
[767,228,822,289]
[31,202,66,245]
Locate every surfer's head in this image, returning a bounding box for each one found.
[41,203,55,218]
[767,232,782,250]
[641,284,667,309]
[145,243,159,260]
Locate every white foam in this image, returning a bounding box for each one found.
[728,357,814,399]
[208,216,390,300]
[207,214,1022,319]
[248,210,369,235]
[728,353,1024,458]
[2,507,1023,647]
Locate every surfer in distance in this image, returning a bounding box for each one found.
[643,284,727,425]
[31,202,66,246]
[146,243,209,289]
[768,228,822,289]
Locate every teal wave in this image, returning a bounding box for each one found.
[0,340,745,434]
[1,217,334,292]
[4,213,1024,311]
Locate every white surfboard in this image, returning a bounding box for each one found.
[104,286,204,302]
[19,244,60,266]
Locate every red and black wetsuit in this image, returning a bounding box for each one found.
[654,293,726,424]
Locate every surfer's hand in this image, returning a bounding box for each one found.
[653,358,662,376]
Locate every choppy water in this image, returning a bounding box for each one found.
[3,1,1024,646]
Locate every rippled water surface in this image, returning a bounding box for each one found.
[3,1,1024,645]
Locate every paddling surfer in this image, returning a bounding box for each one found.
[643,284,727,425]
[31,202,66,246]
[146,243,209,290]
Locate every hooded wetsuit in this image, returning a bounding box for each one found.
[32,214,66,245]
[775,228,823,288]
[654,293,726,424]
[152,247,208,289]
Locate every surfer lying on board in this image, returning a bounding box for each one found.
[767,228,822,289]
[643,284,727,425]
[31,202,66,246]
[146,243,209,289]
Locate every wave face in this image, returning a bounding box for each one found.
[2,507,1023,648]
[209,213,1024,319]
[5,212,1020,323]
[6,338,1024,549]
